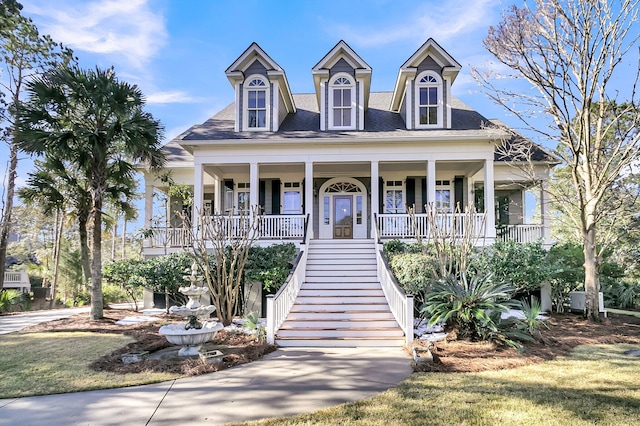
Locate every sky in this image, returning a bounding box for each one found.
[8,0,639,231]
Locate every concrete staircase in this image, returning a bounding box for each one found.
[276,239,405,347]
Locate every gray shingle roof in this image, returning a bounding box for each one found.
[169,92,554,164]
[180,92,494,141]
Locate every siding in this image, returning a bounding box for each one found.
[245,60,268,77]
[278,89,288,127]
[329,58,355,77]
[399,93,407,125]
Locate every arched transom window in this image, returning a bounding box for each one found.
[329,73,356,130]
[243,75,269,130]
[326,181,361,193]
[415,71,442,128]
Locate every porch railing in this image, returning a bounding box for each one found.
[376,213,486,239]
[498,224,544,243]
[373,213,414,345]
[266,219,310,344]
[146,214,307,248]
[3,271,30,293]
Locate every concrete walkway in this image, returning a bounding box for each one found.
[0,346,412,425]
[0,310,413,425]
[0,307,90,334]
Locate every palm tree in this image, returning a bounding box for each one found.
[16,65,165,319]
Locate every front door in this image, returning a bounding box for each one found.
[333,196,353,239]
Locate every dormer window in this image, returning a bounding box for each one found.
[329,73,356,130]
[243,75,270,131]
[415,71,443,128]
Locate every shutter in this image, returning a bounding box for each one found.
[259,180,266,214]
[454,176,464,211]
[406,178,416,211]
[379,177,384,213]
[421,178,427,212]
[271,179,280,214]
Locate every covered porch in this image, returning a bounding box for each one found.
[142,156,551,252]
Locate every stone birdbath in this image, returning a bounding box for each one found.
[158,262,223,356]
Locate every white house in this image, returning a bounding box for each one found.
[141,39,554,347]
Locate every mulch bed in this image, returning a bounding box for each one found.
[412,312,640,373]
[21,309,276,376]
[19,309,640,376]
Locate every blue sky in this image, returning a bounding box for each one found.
[12,0,635,230]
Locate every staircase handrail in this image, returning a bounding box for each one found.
[301,213,310,245]
[266,240,308,344]
[375,242,414,345]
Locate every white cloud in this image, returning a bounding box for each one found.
[328,0,499,47]
[146,91,200,105]
[23,0,167,68]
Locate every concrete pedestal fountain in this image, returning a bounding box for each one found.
[159,262,223,356]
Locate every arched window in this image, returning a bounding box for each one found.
[415,71,442,128]
[329,73,356,130]
[243,75,269,130]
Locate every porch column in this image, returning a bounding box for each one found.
[305,161,314,239]
[541,179,551,244]
[213,175,221,214]
[426,160,436,210]
[144,183,153,228]
[193,162,204,225]
[484,158,496,239]
[250,162,259,216]
[371,161,379,236]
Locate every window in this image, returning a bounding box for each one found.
[385,180,404,214]
[329,74,355,130]
[282,182,302,214]
[415,71,442,128]
[237,182,250,214]
[435,180,451,212]
[243,76,269,131]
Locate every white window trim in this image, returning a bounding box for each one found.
[242,74,270,131]
[414,71,443,129]
[384,180,405,214]
[328,72,356,130]
[282,182,303,214]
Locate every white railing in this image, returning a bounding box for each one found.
[373,214,414,345]
[146,214,308,248]
[377,213,485,240]
[266,224,310,344]
[260,214,306,239]
[498,224,544,243]
[148,227,191,248]
[4,271,30,293]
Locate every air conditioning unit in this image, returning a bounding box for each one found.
[569,291,607,316]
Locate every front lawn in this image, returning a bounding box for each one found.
[239,343,640,426]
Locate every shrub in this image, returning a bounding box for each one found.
[602,279,640,309]
[472,240,553,293]
[246,243,297,293]
[422,272,516,341]
[389,253,436,308]
[0,289,22,313]
[102,284,130,305]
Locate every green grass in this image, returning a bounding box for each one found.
[607,307,640,318]
[238,344,640,426]
[0,331,180,398]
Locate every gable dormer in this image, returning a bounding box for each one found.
[312,41,372,131]
[225,43,296,132]
[390,38,461,130]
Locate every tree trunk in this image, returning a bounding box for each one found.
[78,214,91,285]
[111,220,117,262]
[0,141,19,291]
[583,225,601,321]
[49,210,64,309]
[90,195,104,319]
[121,218,126,260]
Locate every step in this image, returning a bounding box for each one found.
[298,289,384,298]
[294,296,388,304]
[305,269,377,277]
[302,282,381,290]
[305,264,376,272]
[304,276,379,284]
[275,337,405,347]
[290,303,391,312]
[285,311,395,320]
[280,319,400,329]
[306,259,377,267]
[277,328,404,338]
